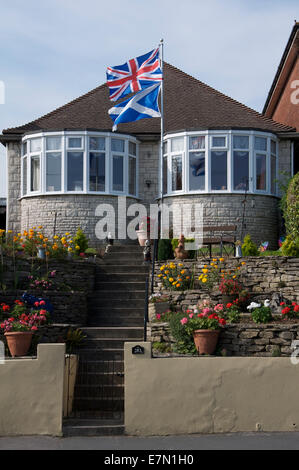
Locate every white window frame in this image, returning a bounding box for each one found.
[21,131,139,199]
[162,130,278,198]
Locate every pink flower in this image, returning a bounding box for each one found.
[214,304,224,312]
[39,300,46,306]
[189,313,194,318]
[31,326,38,331]
[34,301,39,307]
[156,314,161,320]
[202,308,211,316]
[180,317,188,325]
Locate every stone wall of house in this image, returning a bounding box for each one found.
[6,141,22,233]
[147,320,299,357]
[138,140,160,207]
[153,257,299,304]
[160,193,279,250]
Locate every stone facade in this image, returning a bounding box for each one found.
[4,137,294,248]
[147,320,299,357]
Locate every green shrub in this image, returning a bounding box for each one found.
[74,228,89,254]
[152,342,172,353]
[285,172,299,237]
[281,235,299,257]
[85,247,97,255]
[157,239,174,261]
[241,234,259,256]
[251,306,272,324]
[171,238,197,259]
[169,312,197,355]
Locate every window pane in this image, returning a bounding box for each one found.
[111,139,124,152]
[31,156,40,191]
[233,151,249,190]
[271,140,277,155]
[46,152,61,191]
[113,155,123,191]
[163,141,168,155]
[211,151,227,190]
[129,142,136,156]
[271,155,276,194]
[171,155,182,191]
[171,137,184,152]
[22,142,27,156]
[189,136,205,150]
[30,138,42,153]
[189,152,205,190]
[256,153,266,190]
[68,137,82,148]
[163,156,168,194]
[254,137,267,151]
[23,158,27,195]
[233,136,249,149]
[212,136,226,148]
[67,152,83,191]
[46,136,62,151]
[89,137,105,151]
[89,152,105,192]
[129,157,136,195]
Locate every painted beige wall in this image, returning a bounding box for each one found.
[0,343,65,436]
[125,342,299,436]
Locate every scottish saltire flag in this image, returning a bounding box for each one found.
[108,83,161,131]
[106,48,162,102]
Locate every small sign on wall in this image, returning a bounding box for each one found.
[132,345,145,355]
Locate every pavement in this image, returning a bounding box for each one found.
[1,432,299,450]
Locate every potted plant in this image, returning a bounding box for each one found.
[219,278,242,304]
[0,299,49,357]
[181,309,226,355]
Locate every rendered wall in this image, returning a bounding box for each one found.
[0,343,65,436]
[125,342,299,436]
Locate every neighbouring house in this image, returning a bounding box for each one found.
[0,25,298,249]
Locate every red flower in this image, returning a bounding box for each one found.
[31,326,38,331]
[34,301,39,307]
[40,300,46,306]
[280,302,285,306]
[39,309,47,315]
[282,307,291,315]
[226,303,233,308]
[2,304,10,312]
[219,318,226,326]
[294,305,299,313]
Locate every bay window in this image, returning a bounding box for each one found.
[162,131,278,197]
[21,132,138,197]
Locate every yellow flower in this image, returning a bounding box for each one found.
[212,258,217,262]
[180,270,185,274]
[219,258,224,262]
[204,265,208,268]
[186,276,190,280]
[158,274,163,278]
[7,230,12,234]
[202,277,207,283]
[172,281,177,286]
[43,243,47,248]
[160,266,165,271]
[68,247,73,252]
[202,269,208,274]
[75,245,80,250]
[52,244,58,251]
[169,277,174,282]
[53,235,59,240]
[241,261,246,265]
[164,270,169,274]
[163,276,167,280]
[176,283,181,288]
[38,226,43,229]
[198,274,203,280]
[178,263,183,267]
[65,232,70,236]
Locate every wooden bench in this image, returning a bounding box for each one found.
[198,225,237,257]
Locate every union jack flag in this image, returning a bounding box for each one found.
[106,48,162,102]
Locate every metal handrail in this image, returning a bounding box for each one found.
[144,277,149,341]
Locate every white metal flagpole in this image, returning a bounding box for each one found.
[159,38,164,238]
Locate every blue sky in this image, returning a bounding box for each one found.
[0,0,298,196]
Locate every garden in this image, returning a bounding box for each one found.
[0,226,97,357]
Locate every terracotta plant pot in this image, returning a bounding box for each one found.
[136,230,153,246]
[221,294,237,305]
[193,329,220,355]
[4,331,33,357]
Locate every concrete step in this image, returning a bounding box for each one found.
[103,258,146,266]
[63,421,124,437]
[88,298,146,308]
[77,348,124,361]
[95,273,149,283]
[77,360,124,373]
[107,245,143,252]
[88,317,144,327]
[105,251,144,260]
[96,264,149,274]
[90,290,146,300]
[75,384,124,398]
[76,372,124,386]
[95,281,147,292]
[81,327,144,339]
[73,397,124,412]
[80,338,142,349]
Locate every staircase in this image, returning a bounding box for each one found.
[63,244,149,436]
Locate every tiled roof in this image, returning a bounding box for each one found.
[2,63,294,137]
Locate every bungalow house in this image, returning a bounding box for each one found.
[0,24,298,249]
